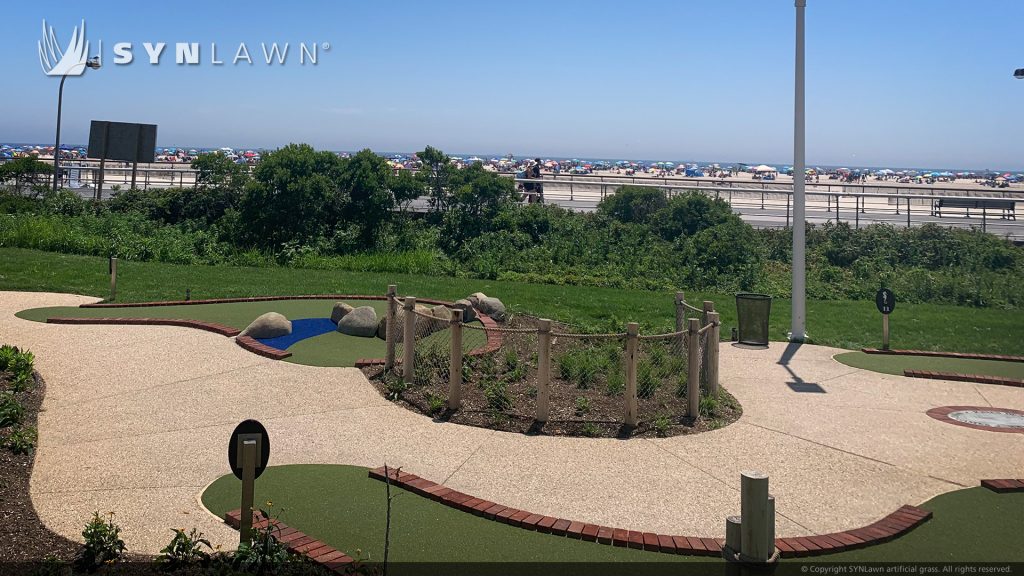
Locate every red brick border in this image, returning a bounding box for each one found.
[926,406,1024,434]
[236,335,292,360]
[862,348,1024,363]
[46,316,240,337]
[80,294,453,308]
[905,370,1022,387]
[367,466,930,558]
[980,479,1024,493]
[223,509,354,573]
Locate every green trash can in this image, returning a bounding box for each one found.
[735,293,771,347]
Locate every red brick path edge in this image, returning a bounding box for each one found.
[926,406,1024,434]
[366,466,932,558]
[236,335,292,360]
[80,294,453,308]
[905,370,1023,387]
[980,479,1024,493]
[354,313,502,368]
[223,509,355,573]
[862,348,1024,363]
[46,316,240,337]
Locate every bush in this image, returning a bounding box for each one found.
[158,528,212,570]
[598,186,668,224]
[75,512,126,570]
[0,391,24,427]
[2,425,36,454]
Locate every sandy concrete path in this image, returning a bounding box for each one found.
[3,291,1022,555]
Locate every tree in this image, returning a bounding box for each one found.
[192,151,250,192]
[439,162,518,251]
[597,185,668,225]
[654,192,735,240]
[337,149,401,246]
[237,143,346,249]
[0,158,54,196]
[415,145,456,215]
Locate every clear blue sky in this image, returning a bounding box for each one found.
[4,1,1022,170]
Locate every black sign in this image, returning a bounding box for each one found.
[87,121,157,163]
[228,419,270,480]
[875,288,896,315]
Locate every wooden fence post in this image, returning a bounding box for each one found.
[448,309,463,410]
[740,471,774,562]
[536,319,552,423]
[675,292,686,333]
[707,311,721,397]
[403,296,416,384]
[624,322,639,427]
[688,318,700,418]
[384,285,397,371]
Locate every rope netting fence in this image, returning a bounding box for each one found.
[380,288,722,431]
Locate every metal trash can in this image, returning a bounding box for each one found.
[735,293,771,347]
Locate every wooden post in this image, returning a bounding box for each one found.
[674,292,686,333]
[708,312,720,397]
[725,515,742,554]
[384,285,397,371]
[448,309,463,411]
[536,319,552,423]
[687,318,700,417]
[624,322,639,427]
[767,495,776,555]
[239,439,257,544]
[109,257,118,301]
[403,296,416,384]
[702,300,714,324]
[740,471,772,562]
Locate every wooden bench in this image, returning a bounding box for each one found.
[932,198,1016,219]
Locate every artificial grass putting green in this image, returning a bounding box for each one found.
[202,465,1024,566]
[834,351,1024,380]
[16,298,480,367]
[201,464,696,567]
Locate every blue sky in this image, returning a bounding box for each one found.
[4,1,1022,169]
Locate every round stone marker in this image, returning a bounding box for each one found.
[947,410,1024,429]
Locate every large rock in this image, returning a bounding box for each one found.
[468,292,487,307]
[337,306,378,337]
[330,302,354,324]
[452,299,476,322]
[430,305,454,322]
[477,297,506,321]
[376,317,388,340]
[239,312,291,339]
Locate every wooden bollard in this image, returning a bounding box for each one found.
[448,309,463,410]
[725,515,742,554]
[687,318,700,418]
[384,285,397,371]
[740,471,773,562]
[402,296,416,384]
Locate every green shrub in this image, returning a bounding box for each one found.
[158,528,212,570]
[483,380,512,412]
[75,512,126,570]
[581,423,601,437]
[231,508,291,573]
[2,425,36,454]
[653,415,671,437]
[0,392,24,427]
[426,393,446,415]
[605,371,625,396]
[574,397,590,416]
[637,362,659,398]
[699,394,720,418]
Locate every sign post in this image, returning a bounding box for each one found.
[875,288,896,350]
[228,420,270,545]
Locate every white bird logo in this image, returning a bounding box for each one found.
[38,19,90,77]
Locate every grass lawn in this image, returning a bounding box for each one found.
[15,298,480,367]
[835,351,1024,380]
[2,248,1021,355]
[202,465,1024,566]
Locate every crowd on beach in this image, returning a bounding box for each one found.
[2,143,1019,188]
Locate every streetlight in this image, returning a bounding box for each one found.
[53,55,101,192]
[1015,68,1024,79]
[790,0,807,342]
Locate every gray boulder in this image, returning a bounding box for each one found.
[239,312,292,339]
[477,297,506,321]
[376,317,388,340]
[451,299,477,322]
[467,292,487,307]
[337,306,378,337]
[430,305,454,322]
[330,302,354,324]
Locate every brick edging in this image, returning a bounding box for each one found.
[980,479,1024,493]
[367,466,931,558]
[862,348,1024,363]
[236,335,292,360]
[905,370,1023,387]
[926,406,1024,434]
[46,316,240,337]
[80,294,454,308]
[223,509,354,573]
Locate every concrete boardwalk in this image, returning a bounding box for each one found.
[3,291,1023,555]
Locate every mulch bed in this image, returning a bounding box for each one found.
[0,371,80,563]
[363,314,741,438]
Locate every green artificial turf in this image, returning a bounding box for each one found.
[834,351,1024,380]
[2,248,1021,355]
[201,464,696,568]
[201,465,1024,566]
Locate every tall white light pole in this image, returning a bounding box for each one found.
[790,0,807,342]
